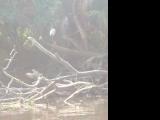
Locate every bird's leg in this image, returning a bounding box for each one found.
[51,35,56,45]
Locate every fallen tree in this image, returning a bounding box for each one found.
[0,37,108,107]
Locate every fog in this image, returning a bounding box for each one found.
[0,0,108,119]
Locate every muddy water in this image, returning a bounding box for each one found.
[0,100,107,120]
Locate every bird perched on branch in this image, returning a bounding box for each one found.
[49,28,56,44]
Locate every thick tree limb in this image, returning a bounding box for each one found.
[26,37,78,73]
[50,43,104,57]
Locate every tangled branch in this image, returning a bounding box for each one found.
[0,37,107,107]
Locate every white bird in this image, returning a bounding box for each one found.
[49,28,56,44]
[50,28,56,37]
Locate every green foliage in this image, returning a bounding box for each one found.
[0,0,107,57]
[17,27,33,39]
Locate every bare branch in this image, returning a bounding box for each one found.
[64,85,96,106]
[56,81,91,88]
[6,78,13,94]
[26,37,78,73]
[33,88,56,102]
[1,41,107,108]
